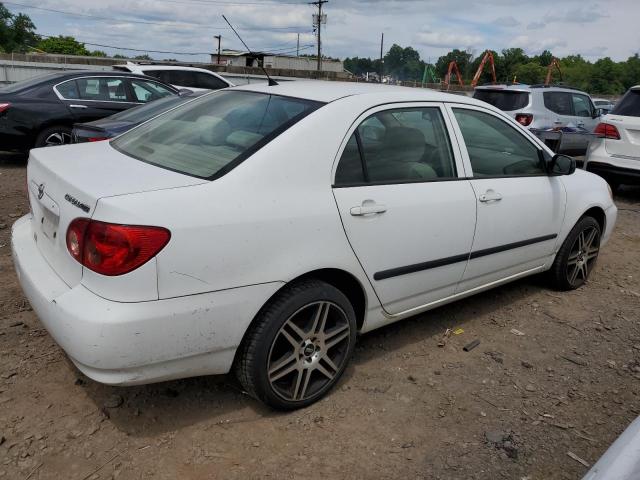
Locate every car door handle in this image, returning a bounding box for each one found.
[69,104,88,109]
[350,202,387,216]
[479,191,502,203]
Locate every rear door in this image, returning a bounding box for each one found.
[571,92,599,131]
[447,104,565,292]
[543,91,574,127]
[55,76,135,122]
[332,103,477,315]
[604,87,640,159]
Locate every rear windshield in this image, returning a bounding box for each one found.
[0,73,59,93]
[106,94,193,123]
[473,90,530,111]
[112,90,323,179]
[611,89,640,117]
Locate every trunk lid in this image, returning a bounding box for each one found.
[27,141,206,287]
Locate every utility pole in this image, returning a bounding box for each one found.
[214,35,222,64]
[296,33,300,57]
[379,32,384,83]
[310,0,328,72]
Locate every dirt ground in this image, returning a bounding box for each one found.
[1,153,639,480]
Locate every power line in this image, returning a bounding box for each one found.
[4,2,309,31]
[37,33,315,57]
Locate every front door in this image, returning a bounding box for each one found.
[447,105,565,292]
[332,104,477,315]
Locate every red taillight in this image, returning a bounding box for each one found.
[66,219,170,276]
[88,137,108,142]
[515,113,533,126]
[594,122,620,140]
[0,103,10,113]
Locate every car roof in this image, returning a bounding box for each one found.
[475,84,590,95]
[116,64,221,74]
[233,80,489,105]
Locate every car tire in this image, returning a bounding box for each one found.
[550,216,601,291]
[235,279,357,410]
[35,126,73,148]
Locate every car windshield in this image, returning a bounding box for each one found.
[105,94,193,124]
[610,89,640,117]
[473,89,530,111]
[112,90,323,179]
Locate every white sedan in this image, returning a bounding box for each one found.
[12,81,617,410]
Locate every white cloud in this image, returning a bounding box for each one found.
[493,16,520,27]
[415,31,484,49]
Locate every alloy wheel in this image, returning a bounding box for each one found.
[44,132,72,147]
[267,301,351,402]
[566,225,600,287]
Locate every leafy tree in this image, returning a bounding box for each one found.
[534,50,553,67]
[435,49,472,80]
[469,50,503,84]
[36,36,90,55]
[0,2,38,53]
[90,50,107,57]
[113,54,128,59]
[514,62,545,84]
[134,54,152,61]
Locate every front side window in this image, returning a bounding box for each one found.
[334,107,456,186]
[453,108,545,177]
[75,77,129,102]
[543,92,573,115]
[572,94,593,117]
[130,79,174,103]
[112,91,322,179]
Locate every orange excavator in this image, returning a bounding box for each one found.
[470,50,497,88]
[545,57,563,85]
[443,60,464,89]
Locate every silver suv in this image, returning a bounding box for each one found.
[473,84,601,152]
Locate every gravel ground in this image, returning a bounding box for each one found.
[1,153,639,480]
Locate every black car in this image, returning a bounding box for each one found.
[0,71,179,154]
[72,91,203,143]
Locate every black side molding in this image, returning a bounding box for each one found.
[373,234,558,281]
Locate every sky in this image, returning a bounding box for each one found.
[4,0,639,63]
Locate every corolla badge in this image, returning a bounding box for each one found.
[37,183,45,200]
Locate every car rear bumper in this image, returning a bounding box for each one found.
[11,214,283,386]
[585,140,640,185]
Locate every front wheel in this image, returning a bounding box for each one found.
[235,279,357,410]
[550,216,601,290]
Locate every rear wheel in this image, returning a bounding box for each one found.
[235,279,356,410]
[35,126,73,148]
[550,216,601,290]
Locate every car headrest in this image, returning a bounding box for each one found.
[380,126,425,163]
[197,116,232,146]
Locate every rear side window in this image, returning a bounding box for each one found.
[543,92,573,115]
[75,78,129,102]
[112,91,322,179]
[611,89,640,117]
[473,90,529,111]
[334,107,456,186]
[453,108,545,177]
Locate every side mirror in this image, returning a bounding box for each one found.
[550,154,576,175]
[593,108,603,118]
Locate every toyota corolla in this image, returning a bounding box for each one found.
[11,81,617,410]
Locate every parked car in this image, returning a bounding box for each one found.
[113,63,234,92]
[582,415,640,480]
[0,71,179,154]
[592,98,615,115]
[72,91,202,143]
[473,84,601,154]
[12,82,616,410]
[585,86,640,189]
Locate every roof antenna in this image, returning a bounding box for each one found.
[222,15,278,86]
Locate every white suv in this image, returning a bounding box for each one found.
[474,84,601,153]
[113,63,234,92]
[585,86,640,189]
